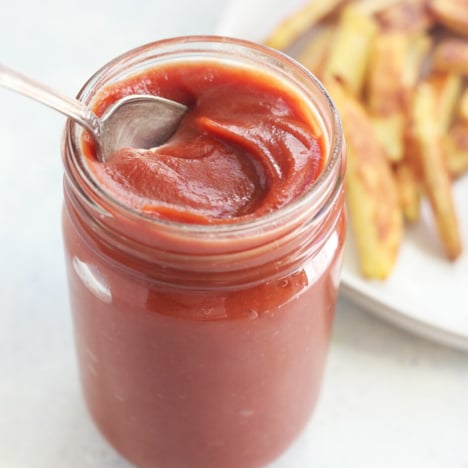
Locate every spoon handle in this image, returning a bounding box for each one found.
[0,62,100,136]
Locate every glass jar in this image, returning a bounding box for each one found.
[62,36,346,468]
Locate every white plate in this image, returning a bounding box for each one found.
[217,0,468,352]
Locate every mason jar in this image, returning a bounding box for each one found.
[62,36,346,468]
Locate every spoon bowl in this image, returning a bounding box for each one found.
[100,94,188,157]
[0,62,188,161]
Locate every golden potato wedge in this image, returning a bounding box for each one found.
[429,0,468,36]
[371,115,406,162]
[326,80,403,279]
[459,88,468,123]
[433,38,468,75]
[368,32,411,116]
[264,0,345,50]
[367,32,412,161]
[322,6,378,96]
[375,0,435,33]
[443,123,468,178]
[353,0,401,16]
[426,72,463,133]
[403,32,432,89]
[410,83,462,260]
[296,24,335,77]
[394,160,422,223]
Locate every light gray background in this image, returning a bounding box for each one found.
[0,1,467,467]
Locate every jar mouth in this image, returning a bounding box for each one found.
[64,35,344,241]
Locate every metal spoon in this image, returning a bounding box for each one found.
[0,62,188,161]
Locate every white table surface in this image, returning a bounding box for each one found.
[1,1,467,467]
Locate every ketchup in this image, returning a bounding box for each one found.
[62,37,346,468]
[85,62,325,224]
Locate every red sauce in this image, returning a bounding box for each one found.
[84,62,325,223]
[63,45,345,468]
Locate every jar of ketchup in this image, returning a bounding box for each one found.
[62,36,346,468]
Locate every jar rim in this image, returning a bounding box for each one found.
[63,35,344,241]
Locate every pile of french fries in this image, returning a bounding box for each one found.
[266,0,468,279]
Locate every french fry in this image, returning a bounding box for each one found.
[326,80,403,279]
[429,0,468,37]
[322,6,377,96]
[371,116,406,162]
[443,123,468,178]
[459,88,468,123]
[367,32,411,161]
[375,0,435,33]
[264,0,345,51]
[403,32,432,89]
[433,38,468,75]
[394,160,422,223]
[426,72,463,133]
[296,24,335,77]
[443,87,468,177]
[353,0,401,16]
[368,33,410,115]
[410,83,462,260]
